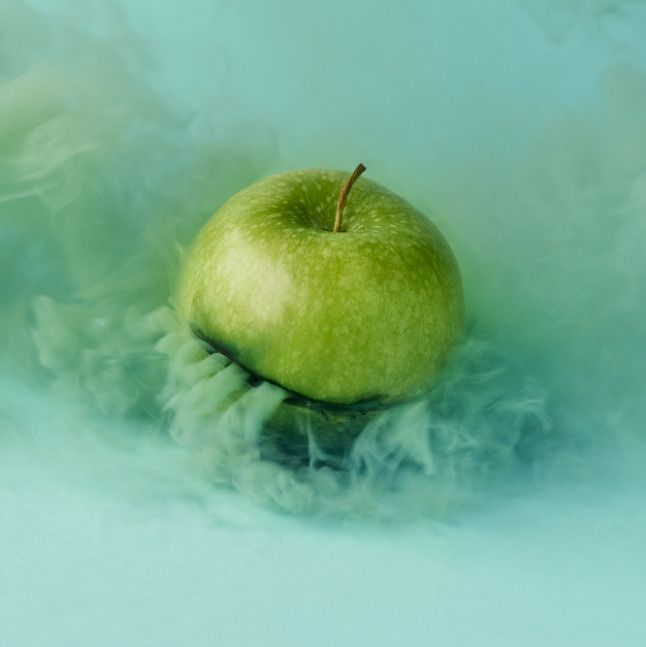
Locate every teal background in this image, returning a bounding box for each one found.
[1,0,646,645]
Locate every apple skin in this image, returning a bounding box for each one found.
[178,169,463,409]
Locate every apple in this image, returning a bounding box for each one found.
[178,165,463,452]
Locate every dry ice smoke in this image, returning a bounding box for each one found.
[2,0,645,519]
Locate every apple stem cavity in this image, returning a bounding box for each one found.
[333,162,366,233]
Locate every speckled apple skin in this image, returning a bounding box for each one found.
[179,169,464,406]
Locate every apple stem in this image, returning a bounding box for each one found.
[333,163,366,232]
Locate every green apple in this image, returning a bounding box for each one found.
[178,165,463,425]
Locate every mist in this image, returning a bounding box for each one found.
[1,0,645,644]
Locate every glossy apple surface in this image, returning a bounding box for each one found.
[179,169,463,407]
